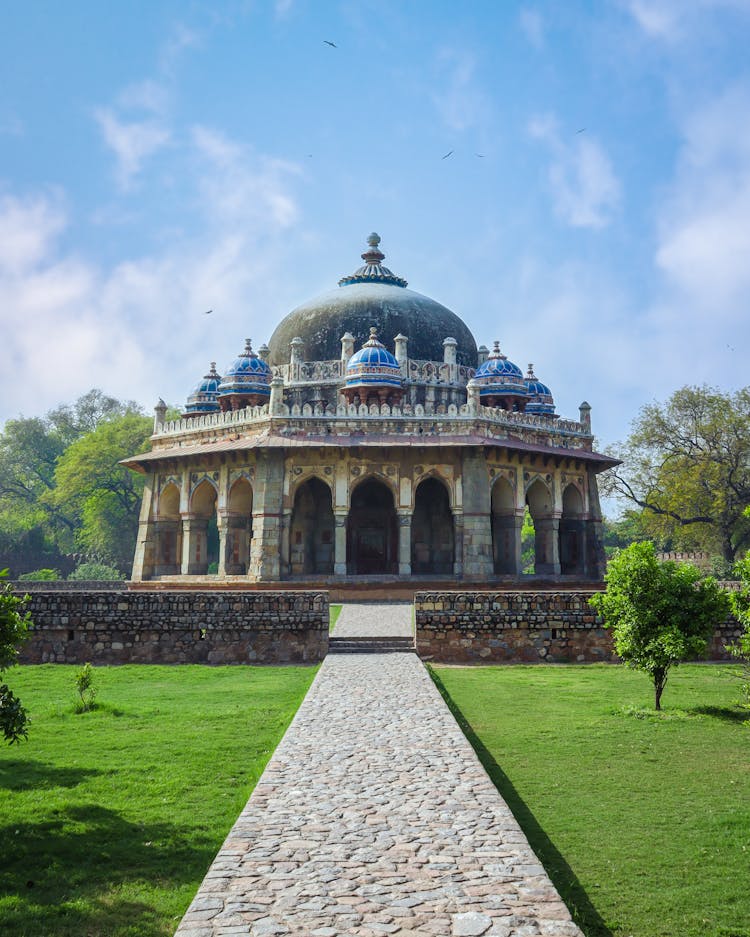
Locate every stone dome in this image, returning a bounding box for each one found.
[268,234,478,367]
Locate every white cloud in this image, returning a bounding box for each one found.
[0,192,66,274]
[529,115,621,228]
[655,85,750,312]
[0,128,304,426]
[433,49,490,134]
[519,7,545,48]
[623,0,750,40]
[95,109,171,188]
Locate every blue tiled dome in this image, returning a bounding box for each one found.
[217,339,272,400]
[345,328,402,389]
[524,364,556,416]
[183,362,222,416]
[474,341,528,400]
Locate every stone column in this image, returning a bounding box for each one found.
[334,513,347,576]
[131,475,156,581]
[248,450,284,581]
[394,333,408,374]
[398,512,412,576]
[217,512,229,577]
[181,516,209,575]
[453,512,464,577]
[534,515,561,577]
[461,449,493,578]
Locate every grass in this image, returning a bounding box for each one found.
[0,664,317,937]
[431,663,750,937]
[329,603,342,632]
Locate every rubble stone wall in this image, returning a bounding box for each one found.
[17,590,328,665]
[415,591,742,663]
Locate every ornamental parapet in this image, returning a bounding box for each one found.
[151,398,591,451]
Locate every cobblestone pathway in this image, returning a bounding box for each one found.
[176,604,582,937]
[332,602,413,638]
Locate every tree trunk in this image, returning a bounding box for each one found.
[654,668,668,711]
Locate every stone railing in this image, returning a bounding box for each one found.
[18,590,328,665]
[7,580,127,592]
[414,591,743,663]
[152,398,588,445]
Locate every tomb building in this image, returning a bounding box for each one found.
[124,234,615,583]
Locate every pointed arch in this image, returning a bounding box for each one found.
[411,476,454,574]
[491,475,518,574]
[347,476,397,574]
[560,482,585,575]
[186,478,219,575]
[225,478,254,575]
[289,477,334,575]
[155,482,181,575]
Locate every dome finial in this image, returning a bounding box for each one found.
[244,338,255,356]
[338,233,408,288]
[367,232,380,247]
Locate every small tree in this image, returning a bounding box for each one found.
[68,561,125,581]
[0,570,32,743]
[590,542,729,710]
[727,554,750,706]
[74,662,98,713]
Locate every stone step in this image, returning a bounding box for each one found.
[328,636,415,654]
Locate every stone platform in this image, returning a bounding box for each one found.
[175,604,581,937]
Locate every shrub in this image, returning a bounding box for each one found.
[727,555,750,707]
[68,562,125,581]
[18,568,61,581]
[74,663,98,713]
[0,570,32,743]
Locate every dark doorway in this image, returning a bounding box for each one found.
[290,477,335,575]
[347,478,397,574]
[411,477,454,574]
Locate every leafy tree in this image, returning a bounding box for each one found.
[727,554,750,706]
[0,571,32,744]
[51,412,152,571]
[603,386,750,563]
[0,390,145,574]
[602,511,654,559]
[74,663,98,713]
[590,542,729,710]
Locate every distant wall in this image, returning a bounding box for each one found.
[18,590,328,665]
[415,591,743,663]
[8,580,127,592]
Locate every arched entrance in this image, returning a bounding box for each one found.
[559,484,585,575]
[290,477,334,575]
[491,476,517,574]
[186,479,219,575]
[411,477,454,574]
[526,478,557,576]
[155,483,181,575]
[225,478,253,574]
[347,477,397,574]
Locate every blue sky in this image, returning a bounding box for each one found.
[1,0,749,451]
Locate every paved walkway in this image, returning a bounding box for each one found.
[175,605,582,937]
[332,602,413,638]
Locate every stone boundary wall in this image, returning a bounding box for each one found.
[17,591,328,665]
[415,591,743,663]
[8,580,127,592]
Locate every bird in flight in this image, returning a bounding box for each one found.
[576,128,586,134]
[204,309,213,315]
[323,40,337,47]
[475,153,485,158]
[442,150,453,159]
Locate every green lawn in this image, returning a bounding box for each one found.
[0,664,317,937]
[329,603,342,632]
[431,663,750,937]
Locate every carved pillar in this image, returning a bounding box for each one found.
[181,515,209,576]
[535,515,561,577]
[492,513,523,576]
[453,512,464,577]
[248,451,284,581]
[461,449,493,578]
[334,513,347,576]
[280,511,292,579]
[131,475,156,581]
[217,512,229,577]
[398,512,412,576]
